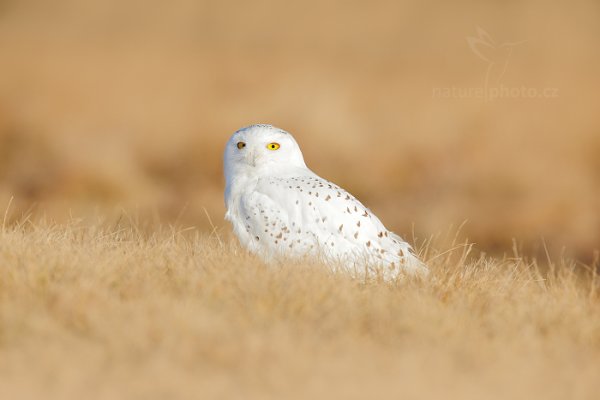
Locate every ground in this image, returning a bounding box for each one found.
[1,222,598,399]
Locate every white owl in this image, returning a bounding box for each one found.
[224,124,428,279]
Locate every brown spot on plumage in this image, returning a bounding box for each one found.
[354,232,358,239]
[356,221,361,227]
[378,232,383,238]
[325,195,331,201]
[255,236,259,241]
[338,224,344,232]
[362,211,369,217]
[366,241,371,247]
[276,233,283,239]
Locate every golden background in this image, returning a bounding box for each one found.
[1,0,599,258]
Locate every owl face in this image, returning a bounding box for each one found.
[224,125,307,179]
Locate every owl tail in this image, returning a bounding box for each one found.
[391,233,429,278]
[402,251,429,277]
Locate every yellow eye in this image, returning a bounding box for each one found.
[236,142,246,149]
[266,142,280,150]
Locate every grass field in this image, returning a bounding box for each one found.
[1,0,599,398]
[0,221,599,399]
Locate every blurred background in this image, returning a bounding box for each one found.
[0,0,598,260]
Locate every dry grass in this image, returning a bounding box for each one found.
[1,220,599,399]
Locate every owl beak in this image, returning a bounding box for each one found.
[247,151,260,167]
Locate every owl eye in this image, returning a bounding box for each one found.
[236,142,246,149]
[266,143,280,150]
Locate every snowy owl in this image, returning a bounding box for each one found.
[224,124,428,279]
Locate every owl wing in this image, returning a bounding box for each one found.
[241,173,426,276]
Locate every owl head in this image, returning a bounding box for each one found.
[224,124,308,182]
